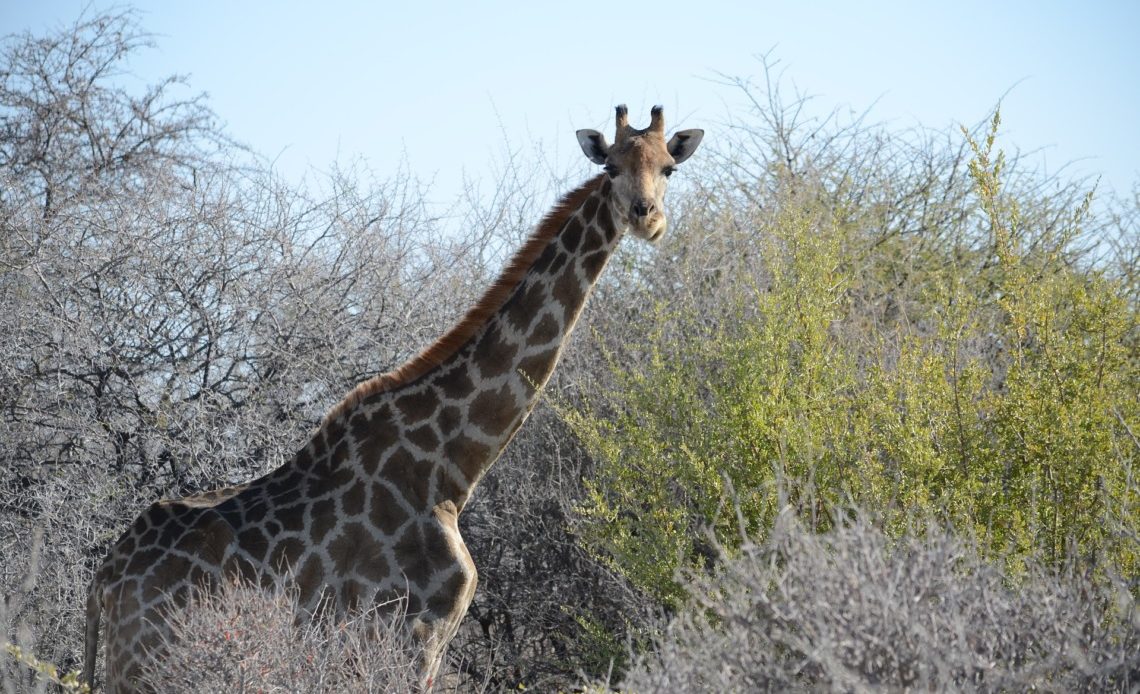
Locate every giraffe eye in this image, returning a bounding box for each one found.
[663,166,676,178]
[604,163,620,177]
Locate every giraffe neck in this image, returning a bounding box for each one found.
[309,174,623,513]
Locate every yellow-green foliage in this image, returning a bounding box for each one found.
[572,113,1139,606]
[2,642,90,693]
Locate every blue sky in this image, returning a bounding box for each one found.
[4,1,1138,207]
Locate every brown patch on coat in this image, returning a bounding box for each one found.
[580,226,604,254]
[426,571,469,618]
[438,406,462,435]
[505,281,548,334]
[328,522,380,574]
[407,424,440,453]
[296,555,325,598]
[552,267,586,317]
[395,389,438,423]
[382,447,431,509]
[342,482,366,516]
[125,548,162,581]
[238,527,271,562]
[435,366,475,400]
[269,536,306,572]
[598,201,617,241]
[582,194,600,222]
[518,348,559,388]
[309,498,337,544]
[355,406,401,474]
[469,385,520,436]
[444,435,493,483]
[432,465,467,507]
[358,549,391,583]
[369,483,409,536]
[582,250,610,282]
[293,446,315,471]
[561,217,584,251]
[472,322,518,378]
[392,524,433,585]
[529,313,560,347]
[277,503,306,532]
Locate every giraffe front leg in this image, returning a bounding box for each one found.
[404,500,478,690]
[406,576,477,691]
[410,610,467,691]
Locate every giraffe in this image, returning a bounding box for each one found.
[82,105,703,692]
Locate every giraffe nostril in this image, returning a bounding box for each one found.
[631,200,653,218]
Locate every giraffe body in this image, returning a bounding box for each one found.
[83,106,702,692]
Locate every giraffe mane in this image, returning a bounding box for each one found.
[324,173,607,424]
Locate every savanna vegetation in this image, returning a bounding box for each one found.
[2,9,1137,693]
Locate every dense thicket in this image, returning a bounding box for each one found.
[572,107,1139,607]
[2,10,1137,693]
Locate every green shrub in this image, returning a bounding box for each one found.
[571,111,1139,605]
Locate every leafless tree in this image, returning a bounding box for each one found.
[0,9,484,681]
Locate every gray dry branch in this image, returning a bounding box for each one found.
[615,512,1139,693]
[0,9,484,681]
[141,577,422,694]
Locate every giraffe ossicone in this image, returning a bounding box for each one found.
[83,105,703,692]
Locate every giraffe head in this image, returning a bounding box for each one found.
[576,104,703,241]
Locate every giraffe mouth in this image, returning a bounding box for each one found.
[629,213,667,242]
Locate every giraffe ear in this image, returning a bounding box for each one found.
[667,129,704,165]
[576,129,610,165]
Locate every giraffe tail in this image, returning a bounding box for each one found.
[82,574,102,690]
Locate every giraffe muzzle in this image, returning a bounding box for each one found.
[628,199,666,240]
[631,199,655,219]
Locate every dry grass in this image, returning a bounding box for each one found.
[141,578,423,694]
